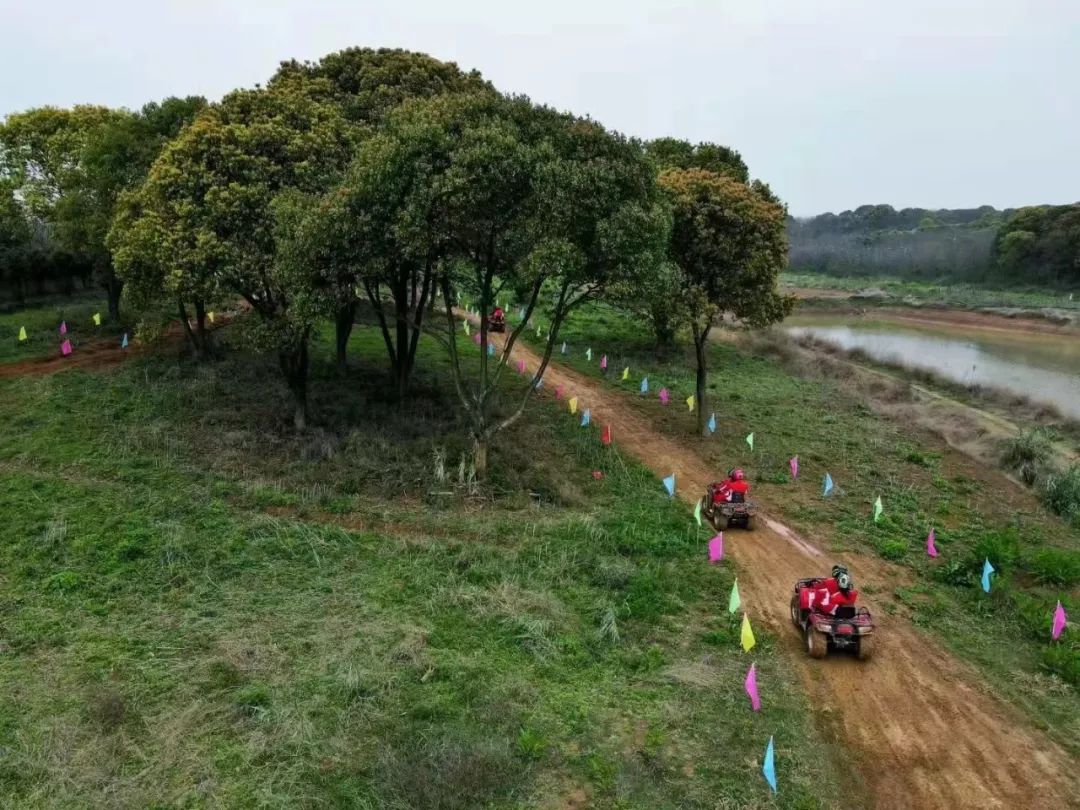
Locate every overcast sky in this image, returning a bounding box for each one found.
[2,0,1077,216]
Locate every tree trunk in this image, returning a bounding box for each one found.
[104,264,122,321]
[278,338,310,431]
[693,326,711,435]
[473,435,488,479]
[652,309,676,351]
[334,301,356,373]
[395,289,411,399]
[193,299,211,361]
[177,298,197,356]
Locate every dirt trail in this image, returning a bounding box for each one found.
[503,336,1079,810]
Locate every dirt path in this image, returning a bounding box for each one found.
[0,336,132,378]
[503,335,1079,810]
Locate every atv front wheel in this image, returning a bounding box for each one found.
[789,596,801,627]
[806,626,828,659]
[856,634,875,661]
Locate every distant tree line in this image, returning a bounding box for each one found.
[788,202,1080,286]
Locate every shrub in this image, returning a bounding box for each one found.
[1040,644,1080,687]
[379,736,521,810]
[999,429,1053,485]
[1022,547,1080,587]
[876,537,908,562]
[973,528,1020,573]
[1043,464,1080,526]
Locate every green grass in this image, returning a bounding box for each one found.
[516,302,1080,753]
[783,271,1080,313]
[0,313,844,808]
[0,295,118,363]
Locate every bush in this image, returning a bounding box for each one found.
[1040,644,1080,687]
[999,429,1053,485]
[876,537,908,561]
[1022,547,1080,587]
[973,528,1020,573]
[1042,464,1080,526]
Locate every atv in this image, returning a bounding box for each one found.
[700,483,757,531]
[790,578,875,660]
[489,313,506,334]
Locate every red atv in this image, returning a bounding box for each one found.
[489,311,506,334]
[700,483,757,531]
[790,578,876,660]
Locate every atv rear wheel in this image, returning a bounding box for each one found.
[856,634,875,661]
[805,626,828,659]
[744,515,755,531]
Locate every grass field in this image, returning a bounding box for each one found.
[0,316,844,808]
[0,296,119,364]
[518,303,1080,754]
[783,271,1080,313]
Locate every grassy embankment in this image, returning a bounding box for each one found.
[783,271,1080,315]
[0,296,120,364]
[0,311,843,808]
[518,303,1080,754]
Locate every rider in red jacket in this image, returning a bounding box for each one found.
[814,566,858,615]
[712,468,750,503]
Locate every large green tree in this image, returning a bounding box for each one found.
[111,78,357,427]
[659,168,792,434]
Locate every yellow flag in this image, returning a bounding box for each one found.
[687,395,695,412]
[18,326,27,342]
[463,320,470,336]
[741,614,756,652]
[208,311,215,323]
[93,312,102,326]
[621,367,629,381]
[568,396,578,415]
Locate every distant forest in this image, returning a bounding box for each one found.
[788,202,1080,287]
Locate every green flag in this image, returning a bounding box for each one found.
[18,326,27,342]
[694,499,702,527]
[746,432,754,451]
[728,579,741,614]
[873,496,883,523]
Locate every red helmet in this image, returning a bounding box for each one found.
[729,468,745,481]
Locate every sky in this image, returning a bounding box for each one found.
[1,0,1077,216]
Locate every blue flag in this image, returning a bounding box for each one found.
[762,736,777,793]
[640,377,649,394]
[662,474,676,497]
[581,408,591,427]
[518,307,526,320]
[707,413,716,434]
[121,333,129,350]
[533,377,543,390]
[981,558,995,593]
[823,473,834,497]
[487,342,495,356]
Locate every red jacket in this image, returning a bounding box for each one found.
[813,578,858,615]
[711,479,750,504]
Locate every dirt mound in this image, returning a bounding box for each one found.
[501,332,1078,810]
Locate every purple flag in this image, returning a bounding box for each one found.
[555,384,565,400]
[60,339,72,356]
[600,354,607,370]
[789,455,799,480]
[708,533,724,563]
[59,321,67,336]
[927,528,938,558]
[472,333,482,345]
[1052,601,1067,641]
[659,388,669,404]
[517,359,526,374]
[745,663,761,711]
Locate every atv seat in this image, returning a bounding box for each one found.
[731,492,745,503]
[834,605,857,619]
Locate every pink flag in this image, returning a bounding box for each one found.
[600,354,607,370]
[555,384,565,399]
[517,359,526,374]
[745,663,761,711]
[708,533,724,563]
[59,321,67,335]
[659,388,669,404]
[789,455,799,480]
[472,333,482,345]
[927,528,938,557]
[60,339,72,356]
[1052,601,1067,641]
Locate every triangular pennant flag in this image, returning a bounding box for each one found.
[472,333,482,345]
[517,358,526,374]
[601,425,612,446]
[789,455,799,480]
[556,384,565,399]
[728,579,741,614]
[745,432,754,451]
[92,312,101,326]
[708,533,724,563]
[561,341,567,354]
[60,339,72,356]
[536,324,543,337]
[208,311,215,323]
[662,474,675,497]
[873,496,883,523]
[621,367,629,381]
[741,613,756,652]
[600,354,607,370]
[694,499,702,526]
[59,321,67,335]
[18,326,27,342]
[487,342,495,356]
[1052,601,1067,640]
[686,395,695,412]
[586,348,593,361]
[568,397,578,415]
[659,388,669,404]
[533,377,543,390]
[518,307,526,320]
[463,320,470,335]
[823,473,834,497]
[121,333,129,349]
[707,413,716,434]
[745,663,761,711]
[981,558,995,593]
[762,736,777,793]
[580,408,591,427]
[927,528,938,557]
[640,377,649,394]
